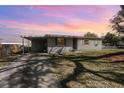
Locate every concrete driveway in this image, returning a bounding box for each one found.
[0,53,61,88]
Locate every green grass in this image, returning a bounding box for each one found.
[51,49,124,88]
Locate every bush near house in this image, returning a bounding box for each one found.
[0,44,22,57]
[0,44,22,69]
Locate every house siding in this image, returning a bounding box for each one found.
[77,39,102,50]
[47,37,73,53]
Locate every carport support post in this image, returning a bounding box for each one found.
[28,39,30,52]
[22,36,25,54]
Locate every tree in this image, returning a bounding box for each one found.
[84,32,98,38]
[102,32,120,46]
[110,5,124,33]
[110,5,124,48]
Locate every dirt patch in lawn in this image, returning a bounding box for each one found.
[104,55,124,62]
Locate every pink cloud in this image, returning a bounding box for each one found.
[31,5,119,24]
[41,13,68,19]
[31,5,119,16]
[0,18,110,36]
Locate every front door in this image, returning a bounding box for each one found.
[42,39,47,53]
[73,38,77,49]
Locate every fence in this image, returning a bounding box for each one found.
[102,46,118,49]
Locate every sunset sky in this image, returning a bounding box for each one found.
[0,5,120,43]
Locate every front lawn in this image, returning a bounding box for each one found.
[0,55,21,69]
[51,49,124,88]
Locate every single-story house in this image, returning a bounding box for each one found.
[22,34,102,54]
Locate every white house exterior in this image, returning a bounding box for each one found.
[23,34,102,54]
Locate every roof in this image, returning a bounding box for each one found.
[1,43,22,45]
[45,34,83,38]
[22,34,102,40]
[81,37,102,40]
[22,36,46,40]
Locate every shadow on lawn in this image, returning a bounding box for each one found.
[56,51,124,88]
[0,54,60,88]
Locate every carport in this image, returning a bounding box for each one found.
[22,36,47,53]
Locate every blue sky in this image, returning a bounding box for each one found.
[0,5,120,43]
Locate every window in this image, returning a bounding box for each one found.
[84,39,89,45]
[95,41,99,46]
[56,37,65,46]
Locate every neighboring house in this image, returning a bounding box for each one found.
[1,43,22,56]
[117,41,124,48]
[22,34,102,54]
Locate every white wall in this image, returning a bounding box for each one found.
[47,37,73,53]
[47,38,102,53]
[77,39,102,50]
